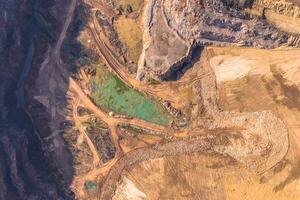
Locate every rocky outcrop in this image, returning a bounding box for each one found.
[163,0,290,47]
[137,0,300,81]
[253,0,300,17]
[136,0,190,81]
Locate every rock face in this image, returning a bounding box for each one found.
[163,0,289,47]
[254,0,300,17]
[137,0,300,81]
[0,0,74,199]
[136,0,190,81]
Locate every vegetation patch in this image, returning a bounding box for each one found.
[90,64,171,125]
[83,118,115,163]
[117,0,144,12]
[115,16,143,63]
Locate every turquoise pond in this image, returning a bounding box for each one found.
[90,64,171,126]
[84,181,97,191]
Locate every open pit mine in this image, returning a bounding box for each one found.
[0,0,300,199]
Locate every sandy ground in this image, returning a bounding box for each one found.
[265,10,300,35]
[111,46,300,200]
[33,0,300,199]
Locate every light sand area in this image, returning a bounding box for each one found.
[112,47,300,200]
[113,177,147,200]
[265,10,300,35]
[209,47,300,86]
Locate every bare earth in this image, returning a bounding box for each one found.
[29,0,300,199]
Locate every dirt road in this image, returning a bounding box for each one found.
[99,135,215,200]
[88,14,186,106]
[73,100,101,165]
[45,0,292,199]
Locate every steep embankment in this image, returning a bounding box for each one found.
[0,0,74,199]
[251,0,300,36]
[137,0,300,81]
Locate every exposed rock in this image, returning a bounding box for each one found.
[254,0,300,17]
[137,0,300,81]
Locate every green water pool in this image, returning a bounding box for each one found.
[90,64,171,126]
[84,181,97,191]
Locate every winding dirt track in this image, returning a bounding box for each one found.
[73,99,101,165]
[53,0,169,134]
[99,135,215,200]
[47,0,224,198]
[68,78,168,133]
[49,0,290,199]
[49,1,218,198]
[87,14,187,105]
[50,1,230,199]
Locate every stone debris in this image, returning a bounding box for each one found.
[137,0,300,81]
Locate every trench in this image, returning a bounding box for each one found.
[161,45,203,81]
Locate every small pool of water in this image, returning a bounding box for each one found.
[90,64,171,126]
[84,181,97,191]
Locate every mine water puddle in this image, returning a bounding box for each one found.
[84,181,97,191]
[90,64,171,126]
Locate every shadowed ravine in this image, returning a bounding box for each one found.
[0,0,75,198]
